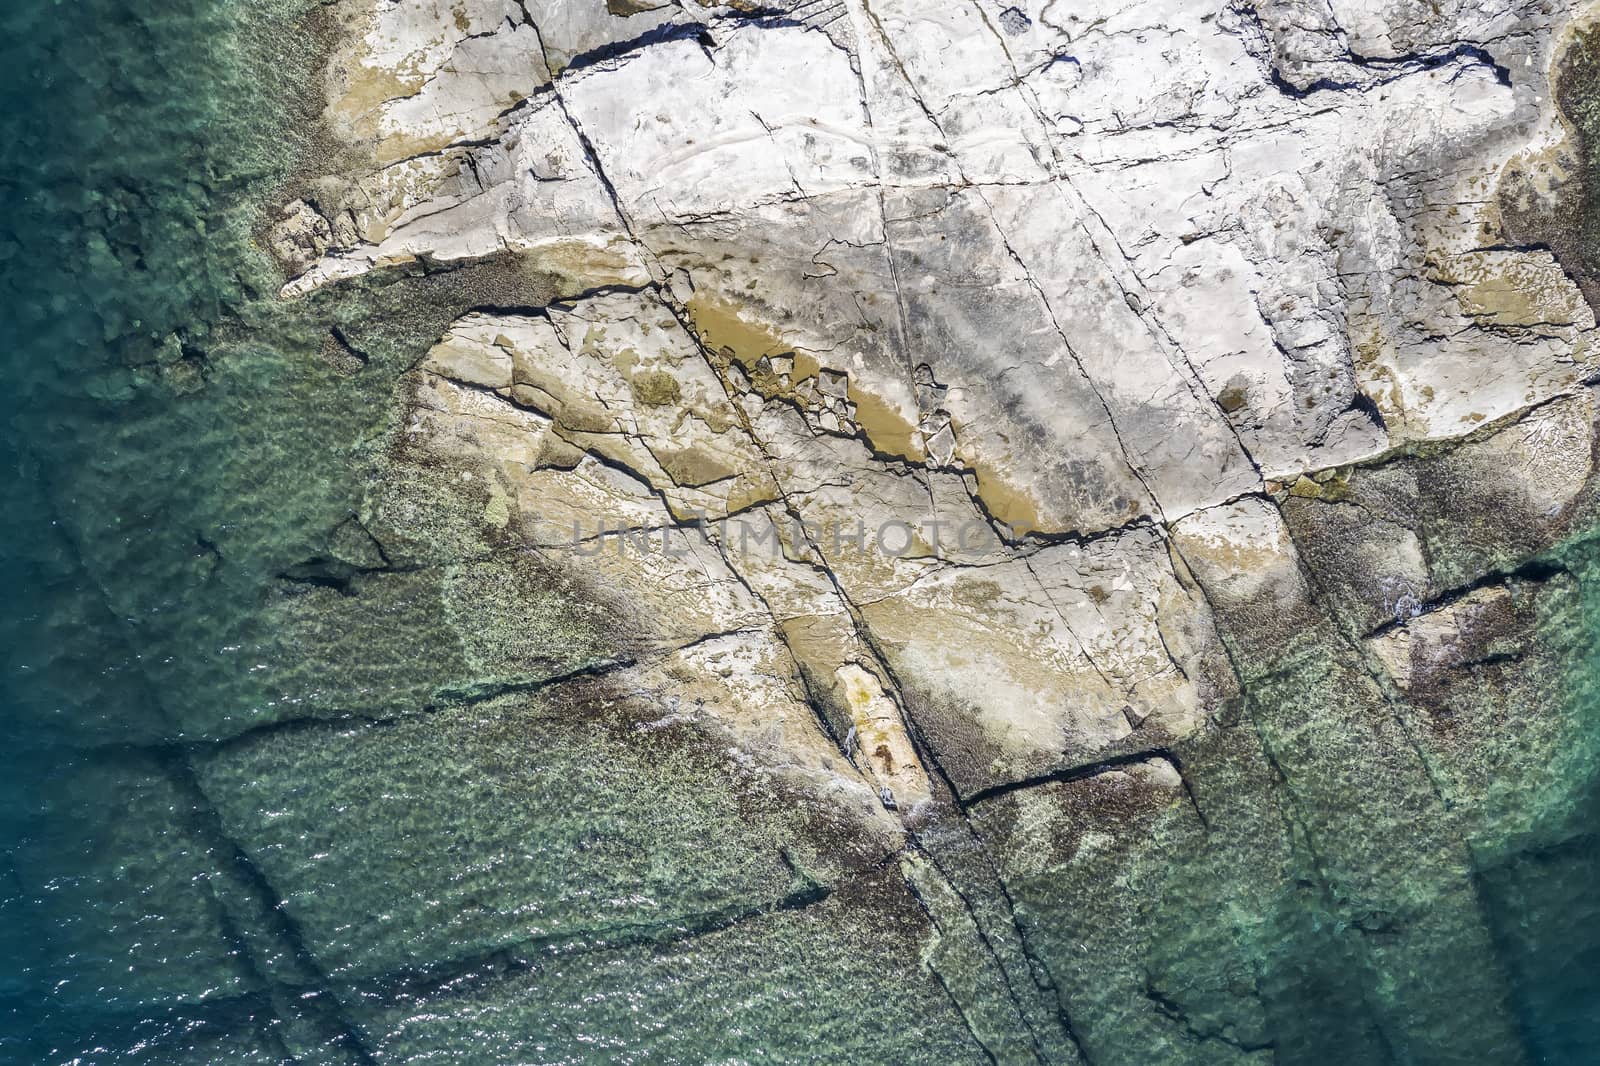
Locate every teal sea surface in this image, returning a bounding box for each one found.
[0,0,372,1057]
[6,0,1600,1062]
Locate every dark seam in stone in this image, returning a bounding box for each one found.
[960,749,1182,809]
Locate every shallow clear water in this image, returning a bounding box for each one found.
[5,0,1600,1062]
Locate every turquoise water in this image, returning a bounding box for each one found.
[0,0,359,1057]
[5,0,1600,1062]
[1479,528,1600,1064]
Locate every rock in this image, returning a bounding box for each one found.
[237,0,1600,1057]
[266,198,332,275]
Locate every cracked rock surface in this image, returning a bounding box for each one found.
[197,0,1600,1060]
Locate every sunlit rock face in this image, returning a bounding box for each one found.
[252,0,1600,1060]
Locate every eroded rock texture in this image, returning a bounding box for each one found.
[217,0,1600,1060]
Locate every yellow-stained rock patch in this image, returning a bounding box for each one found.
[835,663,932,809]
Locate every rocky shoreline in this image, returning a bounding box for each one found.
[185,0,1600,1059]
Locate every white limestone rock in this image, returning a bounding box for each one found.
[285,0,1600,932]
